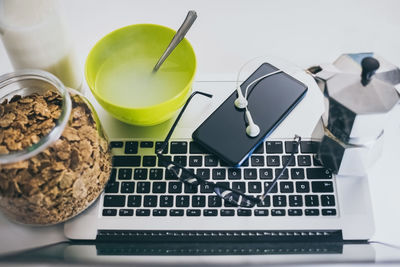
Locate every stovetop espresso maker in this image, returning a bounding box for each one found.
[308,53,400,176]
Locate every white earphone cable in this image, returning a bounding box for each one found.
[243,70,283,100]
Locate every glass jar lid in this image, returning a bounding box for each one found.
[0,69,71,164]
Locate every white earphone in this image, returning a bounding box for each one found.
[234,70,283,137]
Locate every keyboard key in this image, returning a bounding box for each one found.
[321,195,336,206]
[312,181,334,193]
[291,168,305,179]
[285,141,299,153]
[137,182,150,193]
[288,209,303,216]
[248,182,262,193]
[228,168,241,180]
[254,209,269,216]
[305,209,320,216]
[237,209,252,216]
[266,141,283,154]
[221,209,235,216]
[289,195,303,207]
[307,168,332,179]
[142,156,156,167]
[187,209,201,216]
[280,182,294,193]
[105,181,119,193]
[125,141,138,154]
[297,155,311,166]
[259,168,273,179]
[155,141,168,154]
[244,169,257,179]
[110,141,123,148]
[103,209,117,216]
[216,182,229,190]
[219,160,231,167]
[200,183,214,193]
[208,196,222,207]
[176,196,190,207]
[170,209,184,216]
[165,168,176,180]
[134,169,148,180]
[153,209,167,216]
[136,209,150,216]
[232,182,246,193]
[127,195,142,207]
[184,183,198,193]
[204,209,218,216]
[275,168,289,179]
[169,182,182,193]
[251,156,265,166]
[143,196,158,207]
[152,182,166,193]
[205,156,218,167]
[282,155,296,166]
[104,195,125,207]
[158,155,172,167]
[112,156,140,167]
[149,168,163,180]
[271,209,286,216]
[322,209,337,216]
[140,141,154,148]
[173,156,187,167]
[300,141,319,153]
[109,168,117,182]
[305,195,319,206]
[257,196,270,207]
[192,196,206,207]
[212,169,226,180]
[118,168,132,180]
[196,169,210,180]
[119,209,133,216]
[224,201,236,207]
[189,156,203,167]
[121,182,134,193]
[264,182,278,193]
[296,182,310,193]
[190,141,206,154]
[313,157,323,166]
[267,156,280,166]
[253,143,264,154]
[170,141,188,154]
[273,195,287,207]
[160,195,174,207]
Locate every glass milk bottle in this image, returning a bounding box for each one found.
[0,0,82,90]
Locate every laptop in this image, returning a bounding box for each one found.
[64,63,375,244]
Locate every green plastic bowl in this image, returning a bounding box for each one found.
[85,24,196,126]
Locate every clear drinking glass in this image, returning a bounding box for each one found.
[0,0,82,90]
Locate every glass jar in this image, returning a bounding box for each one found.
[0,69,111,225]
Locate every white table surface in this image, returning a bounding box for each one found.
[0,0,400,261]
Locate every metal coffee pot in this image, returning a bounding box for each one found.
[308,53,400,176]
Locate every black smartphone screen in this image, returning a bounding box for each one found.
[192,63,307,166]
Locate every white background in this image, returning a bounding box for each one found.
[0,0,400,258]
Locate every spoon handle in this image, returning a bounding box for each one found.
[153,10,197,72]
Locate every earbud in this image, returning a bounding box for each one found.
[234,87,248,109]
[245,110,260,137]
[235,69,283,137]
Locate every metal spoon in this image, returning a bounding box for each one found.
[153,10,197,72]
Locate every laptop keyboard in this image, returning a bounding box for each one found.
[102,139,337,218]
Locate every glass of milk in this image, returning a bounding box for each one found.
[0,0,82,90]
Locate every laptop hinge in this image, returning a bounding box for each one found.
[96,230,343,242]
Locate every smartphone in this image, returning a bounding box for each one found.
[192,63,307,166]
